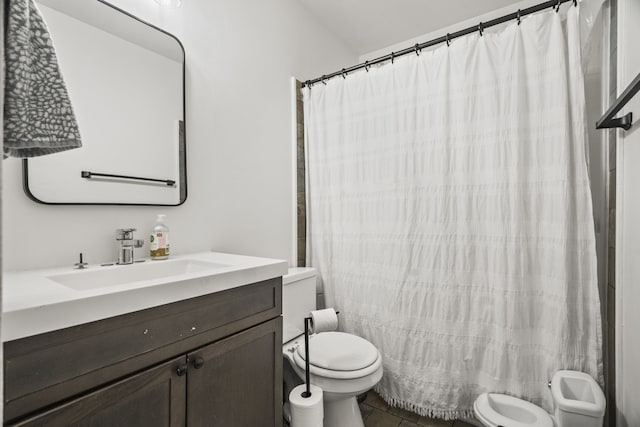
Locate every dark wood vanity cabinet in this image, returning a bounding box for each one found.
[187,319,280,427]
[11,356,187,427]
[4,278,283,427]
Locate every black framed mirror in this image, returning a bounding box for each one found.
[23,0,186,206]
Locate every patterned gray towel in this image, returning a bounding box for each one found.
[3,0,82,158]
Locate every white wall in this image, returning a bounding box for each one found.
[359,0,544,62]
[359,0,604,63]
[2,0,356,271]
[616,0,640,424]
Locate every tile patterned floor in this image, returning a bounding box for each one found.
[359,392,477,427]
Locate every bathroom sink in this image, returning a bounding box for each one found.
[4,251,288,342]
[48,259,231,290]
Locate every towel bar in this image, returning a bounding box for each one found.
[81,171,175,186]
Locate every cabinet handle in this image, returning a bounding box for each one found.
[176,363,188,376]
[193,356,205,369]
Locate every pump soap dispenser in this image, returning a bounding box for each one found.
[150,214,170,260]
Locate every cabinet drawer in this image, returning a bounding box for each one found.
[4,277,282,423]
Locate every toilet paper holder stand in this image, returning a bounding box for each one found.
[301,317,313,398]
[301,310,340,399]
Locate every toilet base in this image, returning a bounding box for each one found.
[324,394,364,427]
[282,335,383,427]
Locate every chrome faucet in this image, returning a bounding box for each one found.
[116,228,144,265]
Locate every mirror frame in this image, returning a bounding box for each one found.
[22,0,187,206]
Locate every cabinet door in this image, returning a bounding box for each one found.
[187,317,282,427]
[11,356,187,427]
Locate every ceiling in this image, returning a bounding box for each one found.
[296,0,523,55]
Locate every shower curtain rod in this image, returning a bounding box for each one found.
[302,0,576,88]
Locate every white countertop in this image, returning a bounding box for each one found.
[2,251,288,342]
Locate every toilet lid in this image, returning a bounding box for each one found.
[296,332,379,371]
[474,393,553,427]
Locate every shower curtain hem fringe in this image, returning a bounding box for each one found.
[374,386,477,421]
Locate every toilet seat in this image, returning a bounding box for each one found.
[474,393,553,427]
[297,332,379,370]
[292,332,382,379]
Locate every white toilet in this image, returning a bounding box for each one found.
[474,370,606,427]
[282,268,383,427]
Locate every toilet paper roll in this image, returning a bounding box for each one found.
[289,384,324,427]
[309,308,338,334]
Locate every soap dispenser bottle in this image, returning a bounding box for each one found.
[150,214,170,260]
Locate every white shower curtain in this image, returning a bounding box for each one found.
[303,7,602,420]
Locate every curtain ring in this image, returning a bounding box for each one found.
[305,80,311,89]
[478,22,484,37]
[573,0,577,6]
[321,75,327,85]
[414,43,421,56]
[341,68,347,79]
[446,33,450,46]
[391,52,395,64]
[556,0,562,12]
[517,9,521,25]
[365,61,370,72]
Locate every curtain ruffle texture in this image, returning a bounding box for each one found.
[303,7,602,419]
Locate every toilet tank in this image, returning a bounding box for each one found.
[282,268,317,344]
[550,370,605,427]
